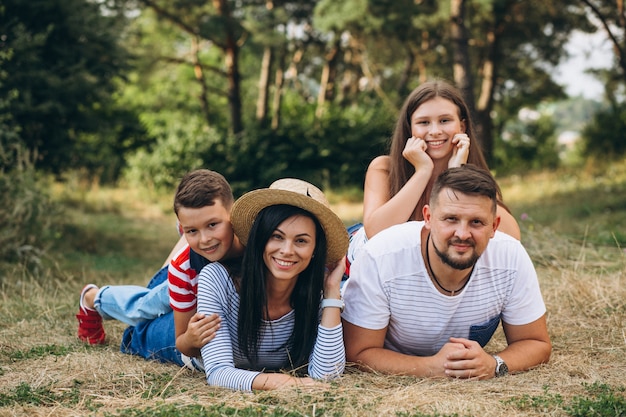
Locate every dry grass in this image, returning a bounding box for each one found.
[0,180,625,417]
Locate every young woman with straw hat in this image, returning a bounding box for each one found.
[195,178,349,391]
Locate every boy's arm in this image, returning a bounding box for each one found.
[174,309,221,358]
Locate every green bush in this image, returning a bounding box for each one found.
[582,101,626,158]
[123,98,391,195]
[0,144,62,268]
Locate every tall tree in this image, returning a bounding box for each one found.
[138,0,244,134]
[0,0,136,176]
[450,0,476,118]
[578,0,625,86]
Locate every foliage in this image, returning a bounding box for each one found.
[0,0,145,178]
[124,96,391,194]
[581,101,626,158]
[494,111,560,174]
[0,145,62,268]
[123,117,219,192]
[2,0,625,187]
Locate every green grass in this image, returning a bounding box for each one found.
[500,157,626,246]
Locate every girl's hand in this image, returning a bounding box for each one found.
[403,137,433,171]
[448,133,470,168]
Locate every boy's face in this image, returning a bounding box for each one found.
[177,199,236,262]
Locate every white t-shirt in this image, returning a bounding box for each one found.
[342,221,546,356]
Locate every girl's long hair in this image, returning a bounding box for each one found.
[236,204,327,370]
[388,80,504,219]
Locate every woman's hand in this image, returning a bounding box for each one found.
[448,133,470,168]
[323,257,346,300]
[252,373,327,390]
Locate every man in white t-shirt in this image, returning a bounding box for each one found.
[342,165,551,379]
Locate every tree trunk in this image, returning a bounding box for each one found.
[271,45,287,130]
[316,39,340,118]
[450,0,476,120]
[256,46,273,126]
[214,0,243,134]
[581,0,626,85]
[191,36,212,128]
[396,45,415,97]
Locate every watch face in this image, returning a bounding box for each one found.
[494,355,508,377]
[498,362,509,376]
[496,359,509,377]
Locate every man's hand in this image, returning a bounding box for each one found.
[442,337,495,380]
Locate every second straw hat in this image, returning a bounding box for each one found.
[231,178,349,264]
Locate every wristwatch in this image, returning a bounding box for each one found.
[493,355,509,377]
[321,298,344,312]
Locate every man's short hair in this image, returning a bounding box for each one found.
[173,169,234,215]
[430,165,499,214]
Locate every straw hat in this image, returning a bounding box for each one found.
[231,179,349,263]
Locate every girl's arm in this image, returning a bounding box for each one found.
[362,155,432,238]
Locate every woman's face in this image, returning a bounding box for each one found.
[263,214,317,283]
[410,96,466,161]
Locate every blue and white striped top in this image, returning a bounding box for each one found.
[197,262,345,391]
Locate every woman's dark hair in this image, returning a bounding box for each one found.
[236,204,327,370]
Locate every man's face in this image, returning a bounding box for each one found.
[423,188,500,270]
[176,199,235,262]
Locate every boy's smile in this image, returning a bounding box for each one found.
[177,200,237,262]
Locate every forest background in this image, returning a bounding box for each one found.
[3,0,626,265]
[1,1,626,416]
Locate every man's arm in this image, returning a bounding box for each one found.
[443,315,551,379]
[499,314,551,372]
[343,319,465,377]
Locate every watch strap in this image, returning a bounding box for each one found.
[321,298,344,312]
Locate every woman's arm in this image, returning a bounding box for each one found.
[197,264,262,391]
[308,260,346,379]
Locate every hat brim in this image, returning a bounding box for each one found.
[231,189,348,264]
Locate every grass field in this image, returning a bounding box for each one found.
[0,161,625,417]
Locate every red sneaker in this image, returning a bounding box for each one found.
[76,284,106,345]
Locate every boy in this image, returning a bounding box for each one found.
[76,169,244,367]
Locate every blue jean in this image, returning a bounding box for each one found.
[94,266,184,366]
[93,266,171,327]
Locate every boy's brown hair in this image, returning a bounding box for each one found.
[173,169,234,215]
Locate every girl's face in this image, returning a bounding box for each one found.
[263,214,316,283]
[410,96,466,161]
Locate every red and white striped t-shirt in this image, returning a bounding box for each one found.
[168,244,210,312]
